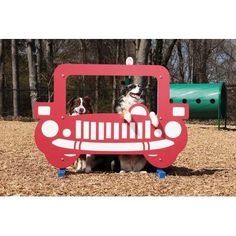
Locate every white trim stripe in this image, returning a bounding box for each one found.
[144,142,148,150]
[75,141,80,150]
[83,121,89,139]
[80,142,144,152]
[130,122,136,139]
[106,122,111,139]
[98,122,104,140]
[91,122,96,140]
[114,123,119,140]
[52,139,75,149]
[122,123,128,139]
[137,122,143,139]
[76,120,81,139]
[145,120,151,139]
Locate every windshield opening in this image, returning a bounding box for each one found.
[66,75,158,115]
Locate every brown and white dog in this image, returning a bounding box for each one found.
[67,96,95,173]
[114,83,158,172]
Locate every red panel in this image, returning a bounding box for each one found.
[34,64,189,169]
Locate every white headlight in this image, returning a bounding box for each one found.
[172,107,185,116]
[63,128,71,137]
[38,106,51,115]
[165,121,182,138]
[41,120,59,137]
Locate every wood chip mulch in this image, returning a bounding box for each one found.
[0,121,236,196]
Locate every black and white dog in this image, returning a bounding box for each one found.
[114,83,158,172]
[67,96,96,173]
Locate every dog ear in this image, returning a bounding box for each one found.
[84,96,91,104]
[120,80,126,86]
[84,96,93,113]
[67,96,77,106]
[67,96,78,114]
[121,86,128,96]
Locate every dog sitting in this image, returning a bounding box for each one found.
[114,83,158,127]
[67,96,93,116]
[114,83,158,173]
[67,96,94,173]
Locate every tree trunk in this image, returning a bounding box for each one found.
[135,39,140,59]
[11,39,19,117]
[44,39,53,75]
[163,39,177,67]
[150,39,163,113]
[134,39,151,84]
[44,39,54,101]
[26,39,38,116]
[192,39,209,83]
[112,40,120,111]
[80,40,87,96]
[186,41,193,83]
[35,39,42,98]
[122,39,126,64]
[192,40,199,83]
[177,40,185,83]
[95,40,103,113]
[0,40,4,116]
[154,39,163,64]
[201,40,209,83]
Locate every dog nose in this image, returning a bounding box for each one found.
[80,108,85,113]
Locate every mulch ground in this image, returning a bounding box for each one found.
[0,121,236,196]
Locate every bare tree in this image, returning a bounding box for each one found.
[134,39,151,84]
[0,40,4,116]
[150,39,177,111]
[26,39,38,115]
[112,40,121,111]
[80,39,87,96]
[43,39,54,101]
[177,40,185,83]
[153,39,163,64]
[11,39,19,116]
[163,39,177,67]
[192,39,210,83]
[153,39,177,67]
[35,39,42,91]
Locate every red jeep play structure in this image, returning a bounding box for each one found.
[33,64,189,178]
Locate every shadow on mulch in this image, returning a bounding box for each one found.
[166,166,224,177]
[198,126,236,131]
[222,127,236,131]
[63,166,224,178]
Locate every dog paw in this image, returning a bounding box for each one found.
[85,166,92,173]
[124,111,132,123]
[149,112,159,127]
[81,159,87,171]
[119,170,126,174]
[140,171,147,174]
[75,161,83,172]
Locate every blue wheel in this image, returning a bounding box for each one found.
[156,168,166,179]
[58,168,66,178]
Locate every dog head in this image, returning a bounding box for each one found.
[121,83,144,102]
[67,96,93,115]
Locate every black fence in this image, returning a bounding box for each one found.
[1,84,236,121]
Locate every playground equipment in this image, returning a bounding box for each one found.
[170,83,227,129]
[33,64,189,178]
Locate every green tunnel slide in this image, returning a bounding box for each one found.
[169,83,227,129]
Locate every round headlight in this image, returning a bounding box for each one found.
[41,120,59,138]
[63,128,71,137]
[165,121,182,138]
